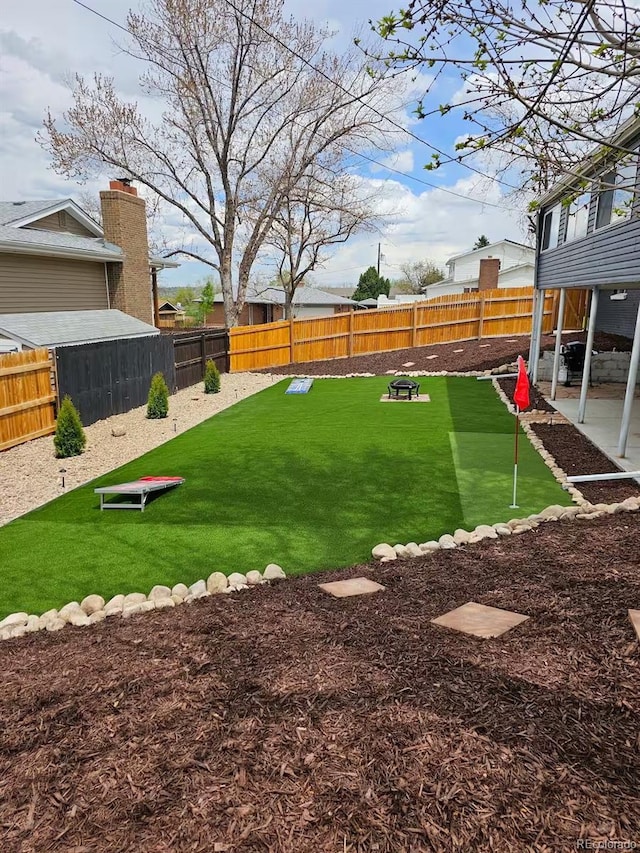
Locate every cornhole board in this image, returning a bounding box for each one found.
[95,476,185,511]
[285,378,314,394]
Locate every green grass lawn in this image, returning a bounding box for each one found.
[0,377,571,619]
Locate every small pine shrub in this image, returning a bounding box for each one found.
[54,395,86,458]
[204,359,221,394]
[147,372,169,419]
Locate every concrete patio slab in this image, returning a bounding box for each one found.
[319,577,386,598]
[431,602,530,638]
[629,609,640,641]
[379,395,431,403]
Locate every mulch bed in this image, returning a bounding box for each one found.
[497,377,555,412]
[530,423,640,504]
[1,516,639,852]
[261,331,632,376]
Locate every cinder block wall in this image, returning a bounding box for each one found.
[537,350,638,383]
[101,181,153,325]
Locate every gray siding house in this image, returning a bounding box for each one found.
[529,115,640,458]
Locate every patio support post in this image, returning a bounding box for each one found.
[551,288,566,400]
[578,287,599,424]
[617,297,640,457]
[530,290,546,383]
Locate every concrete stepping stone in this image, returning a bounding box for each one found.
[506,339,518,343]
[431,601,529,638]
[453,349,464,353]
[629,609,640,641]
[426,354,439,360]
[385,369,397,374]
[319,577,385,598]
[402,362,415,367]
[479,344,491,348]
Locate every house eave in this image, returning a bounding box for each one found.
[8,199,104,236]
[0,241,122,263]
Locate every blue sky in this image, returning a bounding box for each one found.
[0,0,532,289]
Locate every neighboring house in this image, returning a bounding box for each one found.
[207,284,359,325]
[529,114,640,459]
[424,239,535,298]
[157,300,187,327]
[0,181,177,347]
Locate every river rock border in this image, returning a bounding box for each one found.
[0,564,287,642]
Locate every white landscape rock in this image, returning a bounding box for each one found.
[264,564,286,581]
[474,524,498,539]
[188,579,208,599]
[154,598,175,610]
[419,541,440,553]
[123,592,147,608]
[206,572,228,594]
[394,544,409,558]
[438,534,457,550]
[405,542,423,558]
[66,611,92,627]
[88,611,106,625]
[227,572,248,587]
[45,619,65,632]
[372,543,396,560]
[493,524,512,536]
[453,529,471,546]
[171,583,189,599]
[0,612,29,630]
[81,594,105,615]
[245,570,263,585]
[171,594,185,606]
[25,615,40,633]
[105,594,125,611]
[148,585,172,602]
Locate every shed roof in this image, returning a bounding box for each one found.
[0,310,159,348]
[211,284,358,306]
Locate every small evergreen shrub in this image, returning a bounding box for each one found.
[54,395,86,458]
[147,372,169,419]
[204,359,221,394]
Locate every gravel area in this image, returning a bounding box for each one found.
[0,373,279,527]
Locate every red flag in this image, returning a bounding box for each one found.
[513,355,530,411]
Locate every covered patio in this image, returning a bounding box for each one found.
[530,283,640,483]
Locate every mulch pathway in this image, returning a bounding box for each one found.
[262,331,630,377]
[1,515,639,852]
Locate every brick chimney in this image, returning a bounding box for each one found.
[478,257,500,291]
[100,180,153,324]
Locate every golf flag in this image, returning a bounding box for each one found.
[513,356,530,411]
[510,356,530,509]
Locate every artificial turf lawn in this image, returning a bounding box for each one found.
[0,377,571,618]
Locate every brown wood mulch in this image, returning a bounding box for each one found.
[262,331,631,377]
[1,515,639,853]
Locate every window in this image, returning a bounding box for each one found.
[564,192,590,242]
[541,204,561,250]
[596,160,637,229]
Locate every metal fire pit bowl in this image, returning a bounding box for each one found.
[388,378,420,400]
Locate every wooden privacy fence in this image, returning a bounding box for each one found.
[0,349,56,451]
[172,329,229,390]
[229,287,556,372]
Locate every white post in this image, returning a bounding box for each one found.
[617,298,640,457]
[528,288,540,368]
[531,290,546,383]
[551,288,566,400]
[578,287,599,424]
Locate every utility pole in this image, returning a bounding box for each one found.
[377,242,381,276]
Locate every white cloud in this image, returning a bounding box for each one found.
[369,149,414,174]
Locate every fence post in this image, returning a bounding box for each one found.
[200,333,207,376]
[289,317,295,365]
[348,310,354,357]
[478,293,486,340]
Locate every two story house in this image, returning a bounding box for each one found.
[529,115,640,461]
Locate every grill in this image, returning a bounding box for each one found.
[561,341,595,387]
[388,378,420,400]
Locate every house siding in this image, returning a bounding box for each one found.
[24,211,96,237]
[537,218,640,289]
[0,253,108,313]
[595,289,640,339]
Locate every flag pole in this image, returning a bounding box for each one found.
[510,405,520,509]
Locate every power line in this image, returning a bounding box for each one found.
[69,0,520,212]
[219,0,522,192]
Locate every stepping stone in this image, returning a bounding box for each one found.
[629,609,640,641]
[319,577,385,598]
[380,395,430,403]
[453,349,464,353]
[479,344,491,348]
[431,601,529,639]
[506,339,518,343]
[426,355,439,360]
[385,369,397,374]
[402,362,415,367]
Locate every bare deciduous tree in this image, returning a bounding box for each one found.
[369,0,640,196]
[395,259,444,294]
[262,165,381,319]
[41,0,398,326]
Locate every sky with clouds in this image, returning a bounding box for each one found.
[0,0,533,290]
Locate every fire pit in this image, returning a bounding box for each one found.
[388,378,420,400]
